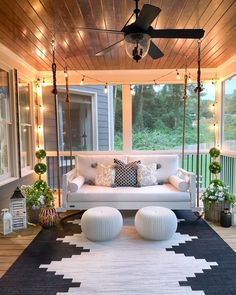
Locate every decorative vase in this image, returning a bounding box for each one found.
[204,201,229,223]
[27,209,40,224]
[39,207,58,228]
[220,209,232,227]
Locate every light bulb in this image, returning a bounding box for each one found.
[104,83,108,94]
[80,75,85,85]
[188,73,192,83]
[130,85,135,95]
[176,69,181,80]
[64,69,68,78]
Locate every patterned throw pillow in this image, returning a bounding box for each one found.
[95,164,115,187]
[114,159,140,187]
[137,163,158,187]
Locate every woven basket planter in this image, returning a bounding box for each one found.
[204,201,230,223]
[27,209,40,224]
[39,207,58,228]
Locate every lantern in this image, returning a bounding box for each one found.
[0,209,13,235]
[10,187,27,230]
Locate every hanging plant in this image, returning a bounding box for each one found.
[209,161,222,174]
[209,147,220,158]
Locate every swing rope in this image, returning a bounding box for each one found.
[182,63,188,168]
[51,38,61,206]
[64,67,73,170]
[195,40,203,208]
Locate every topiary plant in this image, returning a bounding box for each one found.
[35,149,47,160]
[21,149,54,212]
[209,161,222,174]
[209,147,220,158]
[202,147,236,219]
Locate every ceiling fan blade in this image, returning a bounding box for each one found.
[150,29,205,39]
[57,27,123,34]
[135,4,161,31]
[148,41,164,59]
[95,39,124,56]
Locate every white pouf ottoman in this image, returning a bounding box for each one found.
[81,207,123,241]
[135,206,177,240]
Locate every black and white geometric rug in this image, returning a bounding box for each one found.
[0,210,236,295]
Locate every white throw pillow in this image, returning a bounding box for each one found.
[169,175,189,192]
[95,164,115,187]
[68,176,85,192]
[137,163,158,187]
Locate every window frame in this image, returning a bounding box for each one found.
[18,79,34,176]
[0,68,13,182]
[221,74,236,152]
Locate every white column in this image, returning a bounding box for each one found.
[122,84,132,152]
[215,79,222,148]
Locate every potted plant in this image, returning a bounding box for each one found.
[21,149,56,226]
[201,147,236,223]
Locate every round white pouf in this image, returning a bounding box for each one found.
[81,207,123,241]
[135,206,177,241]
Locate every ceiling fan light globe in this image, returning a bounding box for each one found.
[124,33,150,60]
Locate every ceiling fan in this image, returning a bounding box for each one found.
[66,0,205,62]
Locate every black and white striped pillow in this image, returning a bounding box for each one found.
[114,159,140,187]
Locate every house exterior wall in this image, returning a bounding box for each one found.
[42,85,111,151]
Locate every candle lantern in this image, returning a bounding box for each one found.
[10,187,27,230]
[0,209,13,235]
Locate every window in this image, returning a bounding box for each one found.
[43,85,122,152]
[19,81,33,172]
[222,75,236,151]
[0,69,11,180]
[132,83,215,150]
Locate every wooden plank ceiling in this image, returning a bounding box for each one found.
[0,0,235,71]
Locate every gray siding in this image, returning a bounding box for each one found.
[43,85,110,151]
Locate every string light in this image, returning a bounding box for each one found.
[209,123,217,132]
[176,69,181,80]
[209,103,215,113]
[80,75,85,85]
[37,125,43,135]
[104,83,108,94]
[39,104,44,112]
[18,79,22,87]
[36,78,41,88]
[51,39,56,52]
[42,78,46,87]
[188,73,192,83]
[130,85,135,95]
[64,68,68,78]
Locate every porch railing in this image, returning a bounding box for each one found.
[46,150,235,201]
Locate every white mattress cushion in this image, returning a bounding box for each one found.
[127,155,179,183]
[76,155,127,182]
[67,184,190,203]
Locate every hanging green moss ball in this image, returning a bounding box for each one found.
[210,179,224,186]
[35,149,47,160]
[209,147,220,158]
[209,161,222,174]
[34,163,47,174]
[34,179,48,191]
